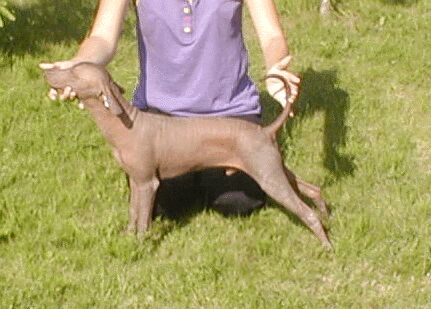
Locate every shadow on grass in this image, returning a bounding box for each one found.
[0,0,96,60]
[379,0,419,6]
[125,68,353,244]
[0,234,14,244]
[261,67,355,182]
[151,172,257,223]
[126,171,265,249]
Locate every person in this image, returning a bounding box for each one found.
[40,0,300,217]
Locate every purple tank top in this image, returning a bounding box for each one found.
[132,0,261,117]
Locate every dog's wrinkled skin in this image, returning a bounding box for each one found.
[42,63,332,248]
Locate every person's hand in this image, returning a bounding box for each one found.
[265,55,301,115]
[39,60,80,101]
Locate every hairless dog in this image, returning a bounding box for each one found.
[42,63,331,248]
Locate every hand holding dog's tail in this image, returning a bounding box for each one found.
[263,73,299,138]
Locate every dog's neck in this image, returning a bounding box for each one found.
[83,96,139,149]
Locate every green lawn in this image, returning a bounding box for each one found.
[1,0,430,307]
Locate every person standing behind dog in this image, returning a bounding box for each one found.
[40,0,300,216]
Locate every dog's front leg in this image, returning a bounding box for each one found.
[128,176,160,237]
[125,176,138,234]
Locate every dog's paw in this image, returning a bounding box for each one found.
[121,225,136,236]
[314,199,331,220]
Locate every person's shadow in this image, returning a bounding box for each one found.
[0,1,93,58]
[379,0,418,5]
[0,1,134,63]
[261,67,355,184]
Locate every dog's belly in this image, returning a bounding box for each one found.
[156,140,243,179]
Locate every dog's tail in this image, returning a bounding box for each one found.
[263,74,295,139]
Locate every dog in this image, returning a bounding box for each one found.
[42,62,331,248]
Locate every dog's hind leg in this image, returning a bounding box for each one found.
[244,153,331,248]
[260,169,331,248]
[283,166,329,218]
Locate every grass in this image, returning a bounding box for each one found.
[1,0,430,307]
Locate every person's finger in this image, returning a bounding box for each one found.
[288,81,298,95]
[268,69,301,87]
[70,91,77,100]
[59,86,72,101]
[48,88,58,100]
[39,60,77,71]
[53,61,76,70]
[39,63,55,70]
[288,88,298,100]
[288,92,298,104]
[282,70,301,84]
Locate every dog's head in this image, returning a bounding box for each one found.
[42,62,124,116]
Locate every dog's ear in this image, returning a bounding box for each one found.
[101,82,124,116]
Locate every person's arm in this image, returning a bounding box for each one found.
[245,0,300,108]
[40,0,130,100]
[73,0,130,64]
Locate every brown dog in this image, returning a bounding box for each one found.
[42,63,331,248]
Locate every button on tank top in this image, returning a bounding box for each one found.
[132,0,261,117]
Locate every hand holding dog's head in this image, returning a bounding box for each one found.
[40,62,124,116]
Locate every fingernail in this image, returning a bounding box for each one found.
[39,63,54,69]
